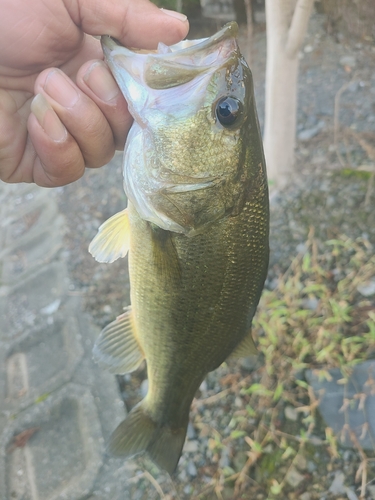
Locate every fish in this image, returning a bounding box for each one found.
[88,22,269,475]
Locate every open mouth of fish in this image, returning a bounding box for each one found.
[101,22,239,91]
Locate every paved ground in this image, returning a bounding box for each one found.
[0,181,134,500]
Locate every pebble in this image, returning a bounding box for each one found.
[184,440,199,453]
[184,484,193,495]
[357,280,375,297]
[345,488,358,500]
[285,406,298,421]
[299,493,311,500]
[329,471,346,495]
[368,485,375,499]
[298,120,325,141]
[187,422,196,439]
[219,447,231,469]
[285,466,305,488]
[307,461,317,473]
[302,297,319,311]
[187,460,198,477]
[234,396,243,408]
[199,380,208,394]
[40,299,61,315]
[339,55,356,67]
[296,455,307,471]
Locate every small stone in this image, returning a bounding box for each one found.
[178,469,187,481]
[199,380,208,394]
[296,243,307,253]
[302,297,319,311]
[234,396,243,408]
[184,440,199,453]
[348,81,359,92]
[296,455,307,471]
[285,406,298,421]
[345,487,358,500]
[285,466,305,488]
[299,493,311,500]
[219,447,231,469]
[329,471,346,495]
[307,461,316,473]
[240,355,263,371]
[187,460,197,477]
[339,55,356,68]
[304,44,313,53]
[298,121,325,141]
[184,485,193,495]
[357,280,375,297]
[40,299,61,315]
[368,485,375,499]
[187,422,196,439]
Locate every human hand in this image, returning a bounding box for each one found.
[0,0,189,187]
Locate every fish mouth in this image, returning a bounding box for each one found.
[101,21,238,58]
[101,22,239,90]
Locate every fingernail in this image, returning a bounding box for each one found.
[83,61,119,102]
[31,94,67,142]
[44,69,79,108]
[160,8,187,22]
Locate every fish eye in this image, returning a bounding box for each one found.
[215,96,242,127]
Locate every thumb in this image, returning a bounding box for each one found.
[68,0,189,49]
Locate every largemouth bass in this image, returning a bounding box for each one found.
[89,22,269,474]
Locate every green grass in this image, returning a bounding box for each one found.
[190,234,375,499]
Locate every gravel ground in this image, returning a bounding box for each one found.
[55,13,375,499]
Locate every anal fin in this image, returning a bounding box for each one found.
[92,306,144,374]
[89,208,130,263]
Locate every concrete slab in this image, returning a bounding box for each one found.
[0,384,104,500]
[1,316,84,414]
[0,181,135,499]
[0,261,69,341]
[0,220,65,285]
[306,360,375,451]
[2,197,60,251]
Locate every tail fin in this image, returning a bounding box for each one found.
[108,402,187,475]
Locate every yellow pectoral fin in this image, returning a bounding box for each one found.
[89,208,130,263]
[92,306,144,374]
[230,331,258,358]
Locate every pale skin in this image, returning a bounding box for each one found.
[0,0,189,187]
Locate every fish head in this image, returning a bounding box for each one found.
[102,22,265,234]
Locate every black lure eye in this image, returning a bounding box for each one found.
[216,97,241,127]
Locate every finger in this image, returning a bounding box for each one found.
[27,94,85,187]
[0,89,29,183]
[68,0,189,49]
[76,60,132,150]
[35,68,116,168]
[59,34,104,84]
